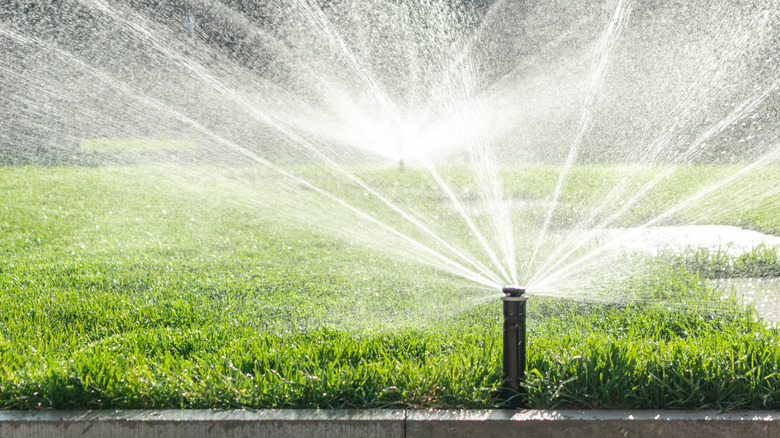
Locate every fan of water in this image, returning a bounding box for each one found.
[1,0,778,316]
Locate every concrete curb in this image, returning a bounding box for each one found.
[409,410,780,438]
[0,409,778,438]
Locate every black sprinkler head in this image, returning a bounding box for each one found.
[501,284,528,408]
[502,285,526,297]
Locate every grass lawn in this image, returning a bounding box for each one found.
[0,163,778,410]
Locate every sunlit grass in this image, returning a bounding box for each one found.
[0,164,778,409]
[672,245,780,278]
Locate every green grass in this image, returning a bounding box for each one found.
[0,164,778,410]
[672,245,780,279]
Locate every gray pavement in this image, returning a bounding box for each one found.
[1,409,778,437]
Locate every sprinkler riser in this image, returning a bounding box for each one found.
[501,285,527,409]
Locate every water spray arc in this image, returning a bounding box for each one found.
[501,285,528,408]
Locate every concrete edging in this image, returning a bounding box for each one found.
[0,409,778,437]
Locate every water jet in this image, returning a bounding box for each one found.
[501,285,528,408]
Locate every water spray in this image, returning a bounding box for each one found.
[501,285,528,408]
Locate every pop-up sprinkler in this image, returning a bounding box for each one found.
[502,285,528,408]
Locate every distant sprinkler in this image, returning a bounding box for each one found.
[501,285,528,408]
[399,159,404,171]
[180,13,196,39]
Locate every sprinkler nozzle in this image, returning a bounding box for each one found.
[502,285,526,297]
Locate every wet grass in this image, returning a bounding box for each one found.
[0,164,778,410]
[672,245,780,279]
[526,299,780,410]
